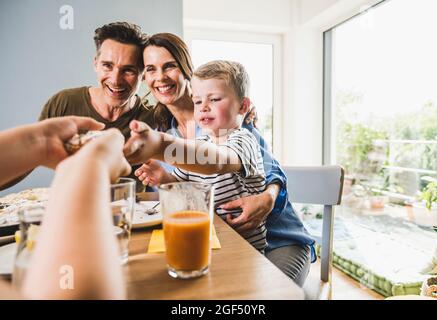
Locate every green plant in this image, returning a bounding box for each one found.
[337,123,388,175]
[419,181,437,210]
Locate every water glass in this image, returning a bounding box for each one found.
[12,204,45,288]
[110,178,135,265]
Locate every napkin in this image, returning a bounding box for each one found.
[147,225,221,253]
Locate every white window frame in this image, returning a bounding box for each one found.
[184,27,283,160]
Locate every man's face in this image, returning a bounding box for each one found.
[94,39,143,108]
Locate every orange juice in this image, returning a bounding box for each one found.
[163,210,211,271]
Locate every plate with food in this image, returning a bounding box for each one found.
[133,201,162,228]
[0,188,49,237]
[1,189,162,232]
[0,242,16,276]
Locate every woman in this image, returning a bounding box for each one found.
[141,33,315,287]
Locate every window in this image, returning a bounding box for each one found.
[326,0,437,204]
[322,1,437,296]
[184,29,282,154]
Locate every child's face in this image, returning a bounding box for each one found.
[192,77,247,136]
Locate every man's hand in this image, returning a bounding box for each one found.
[222,184,279,234]
[37,116,105,168]
[123,120,163,165]
[135,160,172,186]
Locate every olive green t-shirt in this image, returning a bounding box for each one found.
[39,86,155,138]
[39,86,156,191]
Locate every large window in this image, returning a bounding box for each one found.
[184,29,282,153]
[321,1,437,296]
[328,0,437,205]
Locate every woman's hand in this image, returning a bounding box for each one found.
[135,159,172,186]
[123,120,163,165]
[222,184,280,234]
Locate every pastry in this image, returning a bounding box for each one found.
[64,130,104,154]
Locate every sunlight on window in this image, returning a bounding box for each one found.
[332,0,437,201]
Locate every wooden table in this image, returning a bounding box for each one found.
[125,194,304,299]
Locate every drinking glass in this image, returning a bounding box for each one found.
[12,204,45,288]
[158,182,214,279]
[110,178,135,265]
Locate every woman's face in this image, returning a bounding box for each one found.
[143,45,188,106]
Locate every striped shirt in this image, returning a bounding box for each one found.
[172,128,267,252]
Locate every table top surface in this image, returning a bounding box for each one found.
[125,193,304,300]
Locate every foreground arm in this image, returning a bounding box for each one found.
[22,129,131,299]
[0,117,104,188]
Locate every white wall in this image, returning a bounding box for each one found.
[283,0,383,165]
[283,26,324,165]
[300,0,383,29]
[183,0,384,166]
[299,0,341,24]
[184,0,294,31]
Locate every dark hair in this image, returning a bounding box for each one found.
[94,22,148,69]
[143,33,194,131]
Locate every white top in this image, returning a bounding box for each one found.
[173,128,267,251]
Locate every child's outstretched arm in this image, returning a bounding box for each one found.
[124,120,242,175]
[135,160,177,186]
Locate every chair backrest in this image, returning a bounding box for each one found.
[283,165,344,295]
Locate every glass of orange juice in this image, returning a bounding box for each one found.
[158,182,214,279]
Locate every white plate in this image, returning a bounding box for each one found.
[0,243,16,275]
[132,201,162,229]
[0,202,162,276]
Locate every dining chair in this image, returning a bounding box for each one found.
[283,165,344,300]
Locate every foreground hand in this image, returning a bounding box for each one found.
[123,120,162,165]
[37,116,105,168]
[135,160,167,186]
[75,129,131,182]
[222,192,275,234]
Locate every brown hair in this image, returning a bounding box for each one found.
[94,22,148,70]
[193,60,250,101]
[144,33,194,131]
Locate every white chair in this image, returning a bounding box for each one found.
[283,165,344,300]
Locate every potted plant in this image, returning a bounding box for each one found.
[368,191,389,210]
[410,179,437,227]
[420,181,437,210]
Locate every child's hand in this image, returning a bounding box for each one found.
[123,120,162,164]
[134,160,168,186]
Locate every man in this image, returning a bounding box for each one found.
[2,22,153,191]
